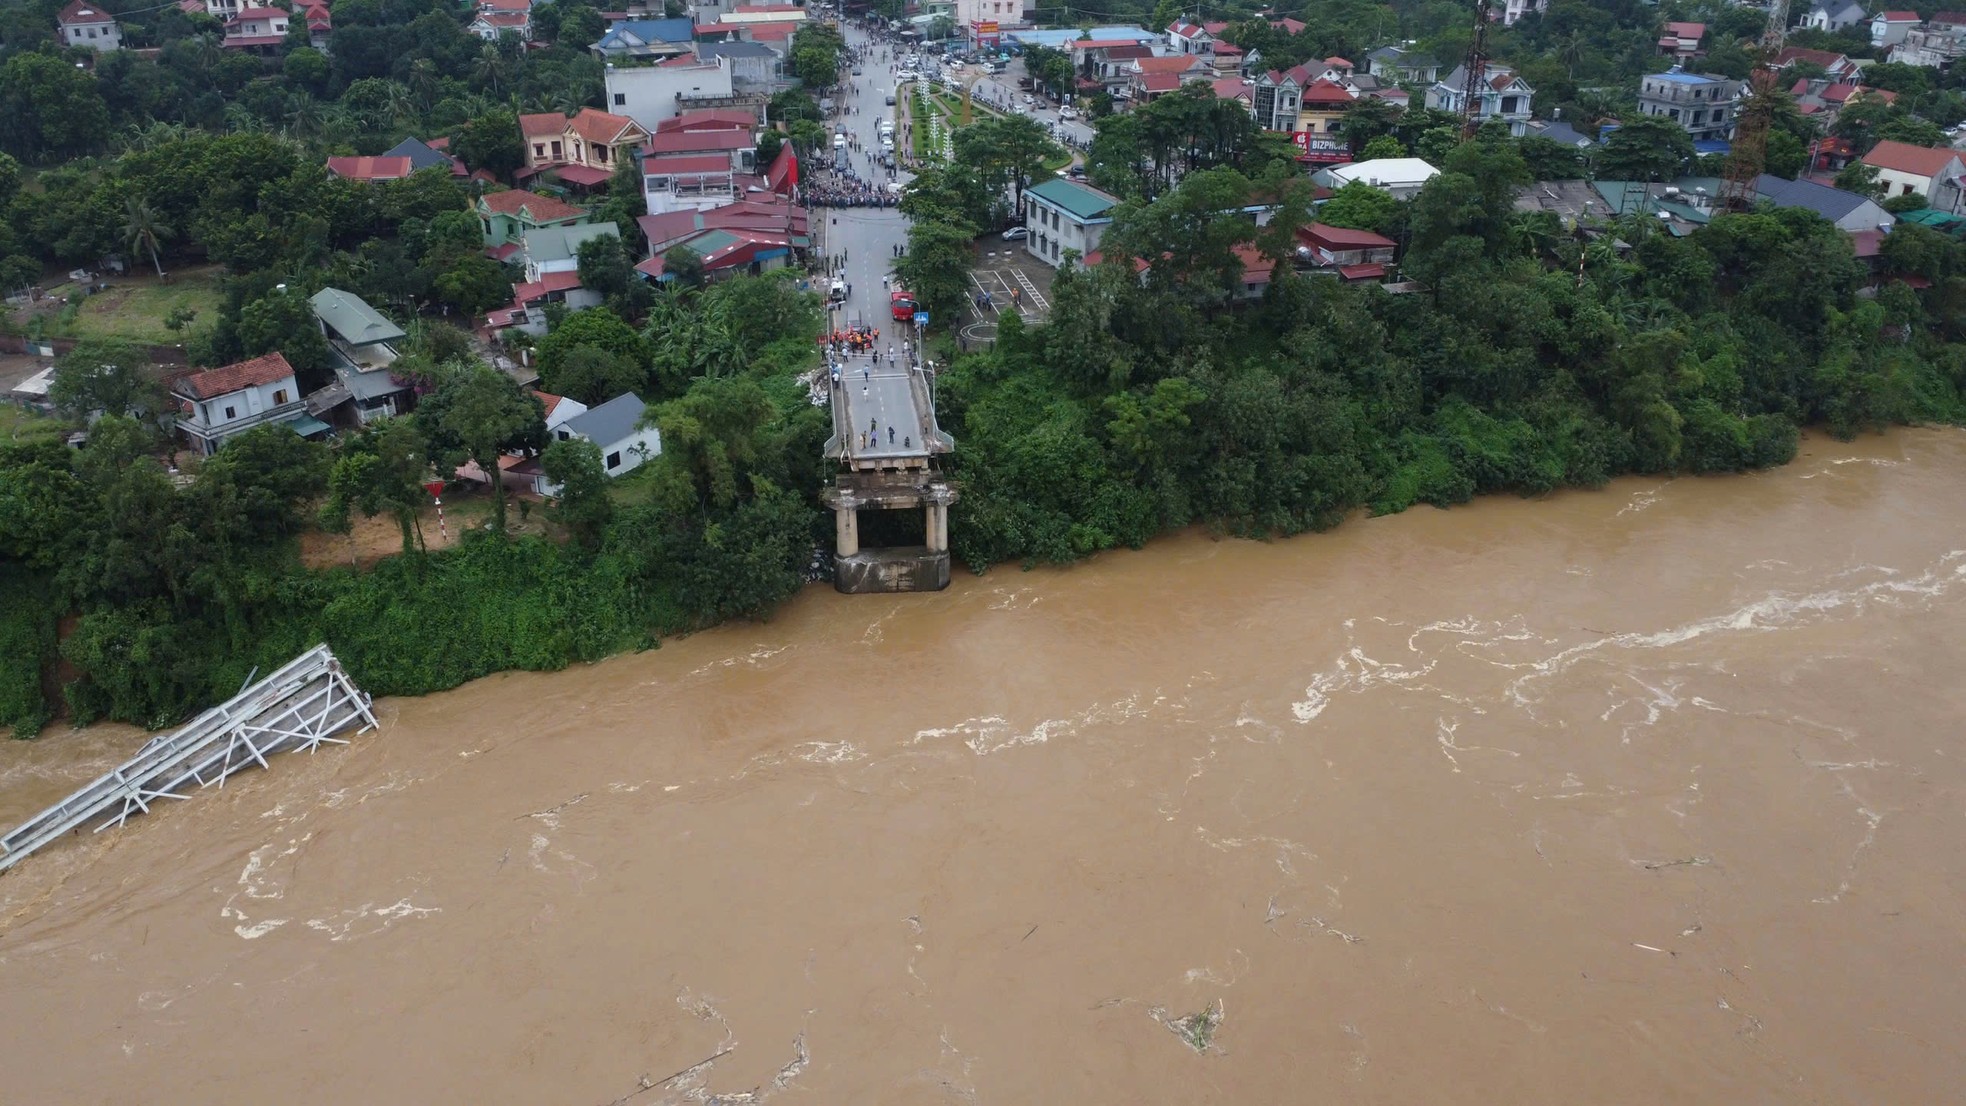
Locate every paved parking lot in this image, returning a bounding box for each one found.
[960,241,1056,348]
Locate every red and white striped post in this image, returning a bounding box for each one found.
[423,479,449,545]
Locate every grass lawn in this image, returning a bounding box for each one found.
[39,266,224,346]
[0,404,64,443]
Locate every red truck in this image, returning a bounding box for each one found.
[889,289,918,322]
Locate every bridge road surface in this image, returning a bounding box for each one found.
[838,360,928,461]
[821,19,917,348]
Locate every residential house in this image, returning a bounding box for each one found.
[222,6,289,52]
[516,223,621,289]
[170,352,317,455]
[591,18,693,60]
[1801,0,1865,33]
[1749,173,1893,232]
[1077,42,1154,94]
[1317,158,1441,200]
[1790,78,1897,126]
[1126,55,1213,102]
[534,392,588,435]
[1366,45,1439,85]
[1499,0,1547,26]
[1210,77,1254,113]
[327,156,415,183]
[1166,18,1228,55]
[1772,46,1861,80]
[605,58,736,133]
[1658,21,1705,62]
[1427,64,1536,136]
[381,136,467,178]
[308,288,413,426]
[955,0,1017,47]
[470,8,531,41]
[1250,67,1304,131]
[1861,139,1966,212]
[192,0,240,16]
[486,272,588,335]
[723,3,807,24]
[1637,68,1741,146]
[636,197,808,257]
[1890,15,1966,68]
[696,40,782,88]
[518,108,651,190]
[57,1,122,51]
[1295,223,1397,281]
[633,226,799,282]
[533,394,661,495]
[476,189,589,249]
[1022,177,1120,267]
[1297,78,1357,143]
[641,156,745,215]
[296,0,330,50]
[655,108,763,134]
[1872,10,1921,48]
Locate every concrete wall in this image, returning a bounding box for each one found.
[606,61,735,133]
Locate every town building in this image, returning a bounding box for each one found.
[57,1,122,51]
[1860,139,1966,212]
[170,352,318,455]
[307,288,412,427]
[1637,68,1741,146]
[696,40,783,89]
[476,190,590,249]
[1889,15,1966,68]
[514,223,622,290]
[1872,10,1921,48]
[1124,55,1213,102]
[1166,18,1229,55]
[1772,46,1861,79]
[605,58,737,133]
[1366,45,1439,85]
[1295,223,1397,281]
[1317,158,1441,200]
[1657,21,1705,62]
[470,0,532,41]
[326,156,415,183]
[1498,0,1546,26]
[1022,177,1120,267]
[1428,64,1535,136]
[591,18,693,60]
[1801,0,1866,33]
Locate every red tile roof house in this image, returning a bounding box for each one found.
[169,352,321,455]
[57,1,124,52]
[326,156,414,183]
[1860,139,1966,212]
[222,6,289,52]
[518,108,651,190]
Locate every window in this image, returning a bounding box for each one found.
[596,145,610,163]
[550,141,563,159]
[614,93,627,106]
[273,389,288,404]
[606,451,622,469]
[558,429,572,440]
[224,405,236,419]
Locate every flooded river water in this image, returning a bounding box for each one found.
[2,429,1962,1104]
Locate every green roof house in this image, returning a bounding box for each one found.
[476,189,589,249]
[1020,177,1122,268]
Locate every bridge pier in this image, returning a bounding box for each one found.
[823,476,958,593]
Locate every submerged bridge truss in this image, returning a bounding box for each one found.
[0,644,378,874]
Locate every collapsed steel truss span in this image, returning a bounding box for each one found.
[0,645,379,874]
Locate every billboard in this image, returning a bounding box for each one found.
[1286,130,1350,164]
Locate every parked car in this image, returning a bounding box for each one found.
[1059,106,1079,120]
[1002,227,1029,240]
[885,93,896,105]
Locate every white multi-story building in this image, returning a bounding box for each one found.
[1022,178,1120,268]
[1637,68,1742,144]
[1498,0,1546,27]
[1427,64,1536,136]
[605,58,735,133]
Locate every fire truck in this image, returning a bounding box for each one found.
[889,289,918,322]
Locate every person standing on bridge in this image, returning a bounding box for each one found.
[888,426,895,444]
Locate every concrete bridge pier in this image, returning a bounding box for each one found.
[823,477,957,594]
[835,498,861,558]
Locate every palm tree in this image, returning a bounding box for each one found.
[407,59,441,110]
[473,43,511,95]
[123,198,170,278]
[384,81,419,129]
[287,94,325,140]
[1556,32,1588,79]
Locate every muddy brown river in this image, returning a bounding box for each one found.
[2,429,1962,1104]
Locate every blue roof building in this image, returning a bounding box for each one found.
[1638,67,1742,146]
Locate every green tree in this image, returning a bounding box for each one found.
[238,287,334,382]
[545,345,645,407]
[1597,116,1694,183]
[898,216,978,327]
[0,54,112,159]
[50,340,163,422]
[537,307,650,387]
[422,361,546,535]
[318,419,432,558]
[1317,180,1401,235]
[1834,160,1884,199]
[1360,134,1406,160]
[122,197,171,278]
[662,244,706,289]
[953,112,1057,210]
[541,436,612,545]
[455,109,525,178]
